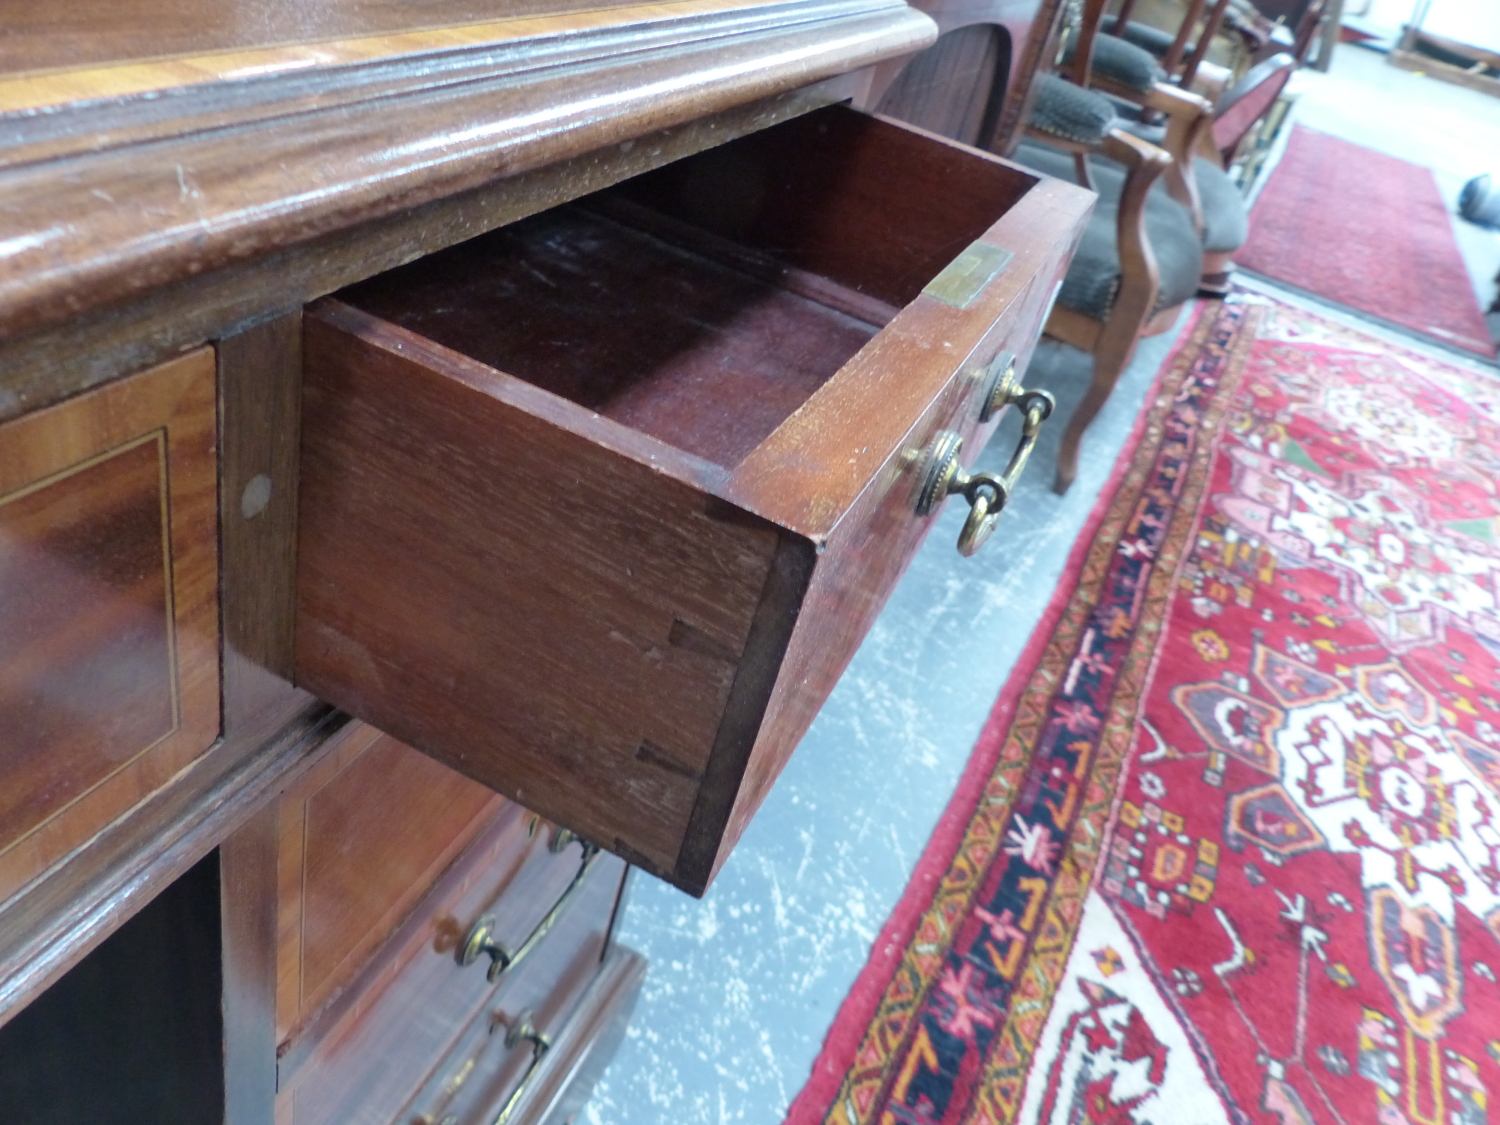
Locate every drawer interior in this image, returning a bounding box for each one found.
[300,103,1062,894]
[336,105,1036,470]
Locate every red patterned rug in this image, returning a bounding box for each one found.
[1237,126,1494,359]
[787,294,1500,1125]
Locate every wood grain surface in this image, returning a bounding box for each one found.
[276,773,626,1125]
[0,78,862,429]
[340,205,881,468]
[872,22,1009,148]
[0,701,342,1034]
[273,724,504,1044]
[0,0,795,78]
[297,107,1092,893]
[298,302,782,877]
[219,313,305,733]
[0,0,934,350]
[0,348,220,906]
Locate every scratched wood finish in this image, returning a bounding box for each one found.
[0,0,933,349]
[0,78,862,431]
[0,0,778,74]
[273,723,505,1045]
[297,106,1093,894]
[276,763,626,1125]
[873,23,1009,147]
[0,0,780,113]
[0,349,219,906]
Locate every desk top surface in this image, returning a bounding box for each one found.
[0,0,790,112]
[1,0,665,75]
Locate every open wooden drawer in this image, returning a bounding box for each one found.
[296,105,1092,895]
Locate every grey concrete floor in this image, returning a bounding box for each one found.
[582,317,1195,1124]
[583,39,1500,1125]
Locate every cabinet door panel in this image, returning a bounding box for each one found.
[0,349,219,902]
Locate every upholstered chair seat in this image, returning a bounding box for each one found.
[1012,138,1204,318]
[1106,103,1247,286]
[1103,19,1179,58]
[1027,72,1118,144]
[1063,31,1165,93]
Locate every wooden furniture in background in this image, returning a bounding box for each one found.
[258,724,634,1125]
[1389,25,1500,99]
[868,0,1197,492]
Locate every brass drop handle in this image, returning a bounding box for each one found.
[459,839,600,984]
[915,390,1054,557]
[490,1011,551,1125]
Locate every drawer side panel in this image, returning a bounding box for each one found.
[297,310,780,875]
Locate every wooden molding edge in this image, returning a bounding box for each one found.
[0,699,346,1030]
[0,0,934,346]
[0,82,856,424]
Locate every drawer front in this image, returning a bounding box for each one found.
[404,945,645,1125]
[275,723,507,1045]
[297,106,1094,897]
[278,744,627,1125]
[712,230,1078,879]
[0,348,219,904]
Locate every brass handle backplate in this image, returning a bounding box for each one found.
[490,1011,552,1125]
[459,839,600,984]
[977,350,1017,423]
[915,386,1054,557]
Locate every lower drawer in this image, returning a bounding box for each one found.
[401,932,645,1125]
[276,732,628,1125]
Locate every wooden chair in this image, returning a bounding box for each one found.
[862,0,1196,493]
[1061,0,1250,291]
[1108,0,1292,89]
[1106,0,1235,91]
[1104,0,1230,91]
[870,0,1194,492]
[1015,86,1195,490]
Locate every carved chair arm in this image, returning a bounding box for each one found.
[1100,128,1171,322]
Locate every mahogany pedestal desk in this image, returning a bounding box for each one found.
[0,4,1091,1122]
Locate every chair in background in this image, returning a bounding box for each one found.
[1015,107,1194,491]
[863,0,1199,493]
[1056,0,1249,291]
[1103,0,1234,92]
[1107,0,1296,90]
